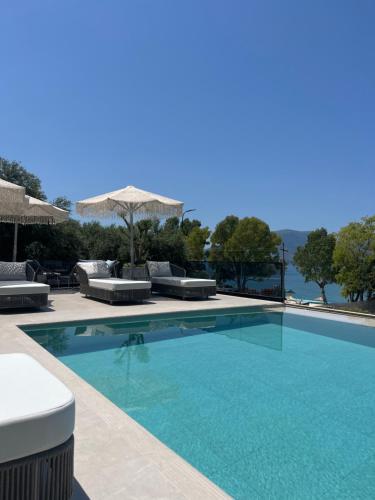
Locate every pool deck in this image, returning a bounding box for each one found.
[0,291,279,499]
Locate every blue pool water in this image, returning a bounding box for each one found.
[23,309,375,499]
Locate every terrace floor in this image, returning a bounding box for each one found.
[0,290,279,499]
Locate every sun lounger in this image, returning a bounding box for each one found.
[146,261,216,299]
[76,261,151,304]
[0,261,50,310]
[0,353,75,500]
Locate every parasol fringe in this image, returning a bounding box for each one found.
[0,214,56,225]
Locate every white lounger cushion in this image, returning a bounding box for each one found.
[151,276,216,288]
[0,353,75,464]
[89,278,151,291]
[0,281,50,296]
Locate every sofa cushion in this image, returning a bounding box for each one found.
[0,353,75,463]
[146,261,172,277]
[0,281,50,296]
[0,261,27,281]
[77,261,111,278]
[89,278,151,291]
[151,276,216,288]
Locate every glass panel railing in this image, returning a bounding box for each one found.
[185,261,285,301]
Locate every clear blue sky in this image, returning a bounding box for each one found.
[1,0,374,232]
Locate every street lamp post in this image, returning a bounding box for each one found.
[280,242,288,302]
[181,208,197,227]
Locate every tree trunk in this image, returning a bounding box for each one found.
[236,274,241,291]
[233,263,242,291]
[320,284,328,304]
[241,268,248,290]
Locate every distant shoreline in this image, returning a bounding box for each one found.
[285,265,344,304]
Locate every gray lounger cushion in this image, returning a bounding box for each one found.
[77,261,111,278]
[0,281,50,296]
[88,278,151,291]
[0,261,27,281]
[151,276,216,288]
[146,261,172,277]
[0,353,75,464]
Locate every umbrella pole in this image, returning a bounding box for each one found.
[12,223,19,262]
[129,210,134,275]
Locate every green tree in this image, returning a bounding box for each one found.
[181,218,201,236]
[224,217,281,262]
[148,218,187,266]
[25,241,48,260]
[80,222,126,260]
[209,215,239,261]
[132,219,157,263]
[293,228,336,304]
[209,216,280,290]
[162,216,181,234]
[52,196,72,212]
[333,216,375,302]
[186,226,210,260]
[40,220,84,260]
[18,220,84,261]
[119,217,189,265]
[0,157,46,200]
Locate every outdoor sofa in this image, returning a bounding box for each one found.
[146,261,217,299]
[0,353,75,500]
[0,261,50,310]
[76,260,151,304]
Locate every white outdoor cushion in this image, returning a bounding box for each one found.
[89,278,151,291]
[151,276,216,288]
[0,353,75,464]
[0,281,50,296]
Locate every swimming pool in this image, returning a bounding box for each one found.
[23,309,375,499]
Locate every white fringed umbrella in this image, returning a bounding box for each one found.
[76,185,184,268]
[0,178,26,204]
[24,196,69,224]
[0,178,29,217]
[0,196,68,225]
[0,183,69,260]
